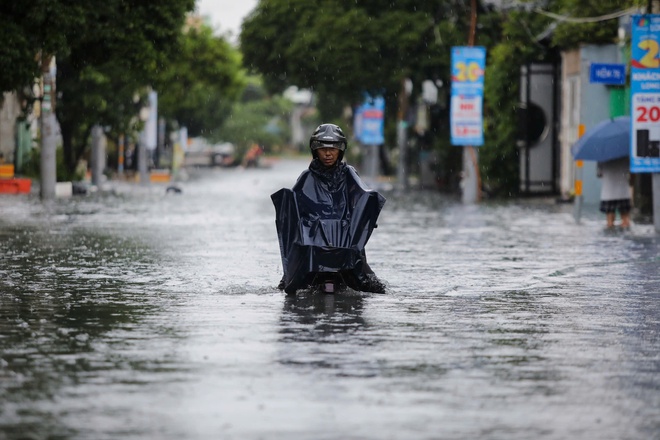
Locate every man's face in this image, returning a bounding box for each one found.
[317,147,340,167]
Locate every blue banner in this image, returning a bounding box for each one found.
[589,63,626,85]
[450,46,486,146]
[354,95,385,145]
[630,14,660,173]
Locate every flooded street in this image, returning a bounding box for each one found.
[1,157,659,440]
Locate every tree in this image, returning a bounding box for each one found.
[481,6,552,197]
[240,0,472,111]
[1,0,198,175]
[480,0,638,196]
[212,77,293,159]
[550,0,634,49]
[241,0,644,197]
[55,0,196,175]
[240,0,485,194]
[155,24,246,138]
[0,0,84,94]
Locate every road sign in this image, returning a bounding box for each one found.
[589,63,626,85]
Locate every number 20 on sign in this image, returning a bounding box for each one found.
[635,95,660,123]
[453,62,484,82]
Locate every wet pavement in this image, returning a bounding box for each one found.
[1,157,659,440]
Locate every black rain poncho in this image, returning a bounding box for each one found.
[271,160,386,294]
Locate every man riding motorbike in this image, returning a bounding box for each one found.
[271,123,386,295]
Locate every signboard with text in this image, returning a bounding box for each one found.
[354,94,385,145]
[450,46,486,146]
[630,14,660,173]
[590,63,626,85]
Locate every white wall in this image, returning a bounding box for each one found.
[0,92,20,163]
[560,45,620,205]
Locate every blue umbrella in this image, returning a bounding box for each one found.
[571,116,630,162]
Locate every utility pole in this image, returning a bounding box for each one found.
[138,133,149,186]
[40,54,57,200]
[462,0,481,204]
[90,125,105,186]
[157,117,166,169]
[117,134,125,178]
[138,90,157,186]
[649,0,660,233]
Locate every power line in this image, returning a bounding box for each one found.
[534,6,639,24]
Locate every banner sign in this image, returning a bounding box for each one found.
[589,63,626,85]
[354,94,385,145]
[630,14,660,172]
[143,91,158,151]
[450,46,486,146]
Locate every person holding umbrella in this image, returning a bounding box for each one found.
[597,157,631,229]
[571,116,632,229]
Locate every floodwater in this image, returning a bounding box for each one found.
[1,158,659,440]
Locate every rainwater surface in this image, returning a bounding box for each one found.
[1,158,659,440]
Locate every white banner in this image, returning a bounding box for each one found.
[144,91,158,151]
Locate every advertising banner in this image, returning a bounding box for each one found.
[354,94,385,145]
[451,47,486,146]
[143,91,158,151]
[630,14,660,173]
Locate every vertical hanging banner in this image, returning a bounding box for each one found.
[630,14,660,172]
[450,46,486,146]
[354,94,385,145]
[144,91,158,151]
[172,127,187,174]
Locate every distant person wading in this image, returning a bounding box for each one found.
[597,157,632,230]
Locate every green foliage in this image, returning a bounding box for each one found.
[550,0,637,49]
[241,76,269,102]
[481,45,520,196]
[241,0,472,101]
[241,0,640,197]
[0,0,85,93]
[239,0,312,94]
[2,0,208,175]
[478,1,637,197]
[480,8,552,197]
[155,24,246,138]
[52,0,196,173]
[7,0,638,192]
[4,1,255,182]
[241,0,475,185]
[56,61,148,172]
[20,146,84,181]
[213,92,293,159]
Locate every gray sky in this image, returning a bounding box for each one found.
[196,0,259,43]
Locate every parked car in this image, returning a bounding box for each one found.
[210,142,237,167]
[184,138,236,167]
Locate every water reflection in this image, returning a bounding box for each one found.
[1,160,660,439]
[279,292,366,342]
[277,292,373,376]
[615,235,660,438]
[0,223,174,439]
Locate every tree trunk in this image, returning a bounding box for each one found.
[59,119,74,175]
[56,60,77,176]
